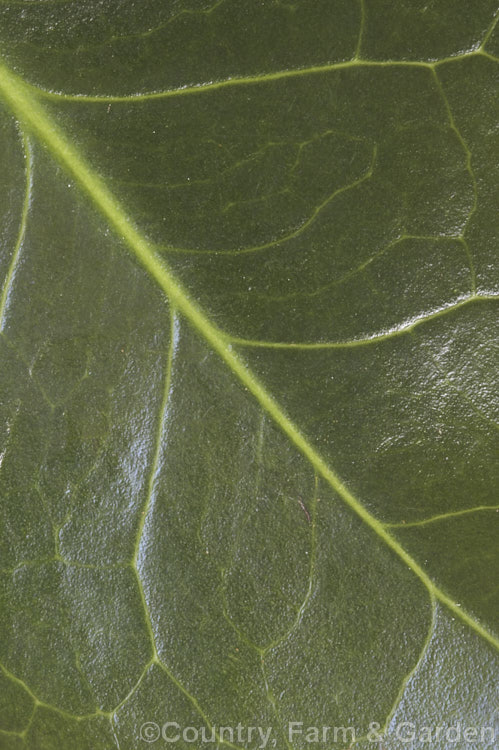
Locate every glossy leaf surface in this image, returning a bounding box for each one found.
[0,2,498,748]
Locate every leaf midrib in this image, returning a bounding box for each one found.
[0,60,496,653]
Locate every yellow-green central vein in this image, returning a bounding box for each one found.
[0,61,496,656]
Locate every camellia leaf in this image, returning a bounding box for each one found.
[0,2,498,749]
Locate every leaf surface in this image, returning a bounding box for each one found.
[0,2,498,748]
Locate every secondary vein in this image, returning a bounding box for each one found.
[24,49,498,104]
[0,130,32,332]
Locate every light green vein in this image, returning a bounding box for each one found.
[255,234,470,304]
[0,728,24,738]
[263,475,319,654]
[0,130,32,332]
[386,506,499,529]
[228,295,497,350]
[0,661,105,723]
[1,654,243,750]
[131,306,174,660]
[260,656,293,750]
[353,596,437,746]
[480,8,499,50]
[27,51,495,104]
[432,68,478,292]
[110,657,155,717]
[0,61,496,656]
[132,307,177,569]
[355,0,366,60]
[162,142,376,257]
[30,49,499,105]
[381,596,437,735]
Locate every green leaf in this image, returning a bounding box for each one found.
[0,2,498,749]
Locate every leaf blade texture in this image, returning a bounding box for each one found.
[0,2,498,748]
